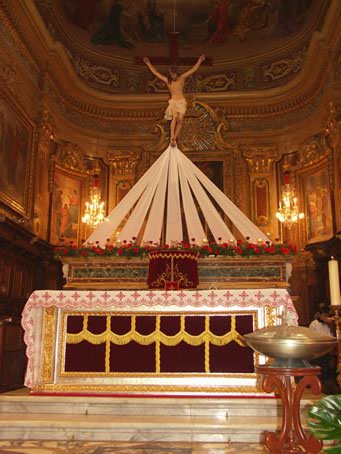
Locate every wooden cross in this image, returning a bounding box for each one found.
[136,32,212,67]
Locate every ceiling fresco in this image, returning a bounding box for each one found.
[59,0,316,54]
[35,0,330,94]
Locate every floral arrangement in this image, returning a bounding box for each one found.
[53,237,297,260]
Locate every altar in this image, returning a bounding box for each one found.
[22,288,297,395]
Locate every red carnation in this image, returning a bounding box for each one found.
[280,247,290,255]
[117,248,124,255]
[133,247,139,253]
[269,246,275,254]
[254,247,260,254]
[80,250,87,257]
[208,247,213,253]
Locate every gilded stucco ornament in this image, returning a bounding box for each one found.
[107,150,141,176]
[298,138,328,168]
[243,147,277,175]
[52,141,88,173]
[38,109,54,146]
[262,48,307,83]
[145,99,235,154]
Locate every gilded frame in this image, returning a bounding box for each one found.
[0,94,34,218]
[50,163,88,246]
[298,158,334,244]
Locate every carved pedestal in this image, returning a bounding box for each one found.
[256,366,323,454]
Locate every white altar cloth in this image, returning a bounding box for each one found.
[22,289,297,390]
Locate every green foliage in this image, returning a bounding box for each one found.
[307,394,341,453]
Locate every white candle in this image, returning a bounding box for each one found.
[329,257,341,306]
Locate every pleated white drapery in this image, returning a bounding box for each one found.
[86,145,269,246]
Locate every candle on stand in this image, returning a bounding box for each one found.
[328,257,341,306]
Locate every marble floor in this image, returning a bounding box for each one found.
[0,440,268,453]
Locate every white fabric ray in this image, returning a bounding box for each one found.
[177,153,206,243]
[86,145,269,246]
[179,151,269,244]
[166,147,183,244]
[142,150,169,244]
[119,148,169,242]
[86,150,169,245]
[176,148,233,243]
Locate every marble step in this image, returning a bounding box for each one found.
[0,412,279,443]
[0,390,318,443]
[0,389,316,418]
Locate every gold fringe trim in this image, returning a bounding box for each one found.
[66,314,246,348]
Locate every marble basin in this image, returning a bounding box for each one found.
[244,325,337,363]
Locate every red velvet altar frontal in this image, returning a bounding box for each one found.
[63,314,254,374]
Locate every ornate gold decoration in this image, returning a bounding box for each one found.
[0,62,20,95]
[38,109,54,146]
[145,99,235,154]
[151,264,194,289]
[61,311,249,377]
[33,383,261,395]
[262,48,307,82]
[107,150,141,176]
[65,314,246,349]
[42,306,57,383]
[325,101,341,149]
[52,141,87,172]
[265,306,276,327]
[186,73,237,92]
[144,124,168,153]
[163,98,217,152]
[243,147,276,175]
[71,52,120,88]
[253,177,270,226]
[297,139,327,168]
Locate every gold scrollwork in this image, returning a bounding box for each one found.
[42,306,57,383]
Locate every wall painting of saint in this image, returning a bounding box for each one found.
[50,167,85,245]
[302,166,333,244]
[0,99,31,214]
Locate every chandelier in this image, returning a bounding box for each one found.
[82,173,106,228]
[276,172,304,228]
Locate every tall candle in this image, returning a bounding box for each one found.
[328,257,341,306]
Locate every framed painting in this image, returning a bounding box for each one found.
[300,161,333,244]
[50,165,87,245]
[0,98,33,216]
[193,160,224,192]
